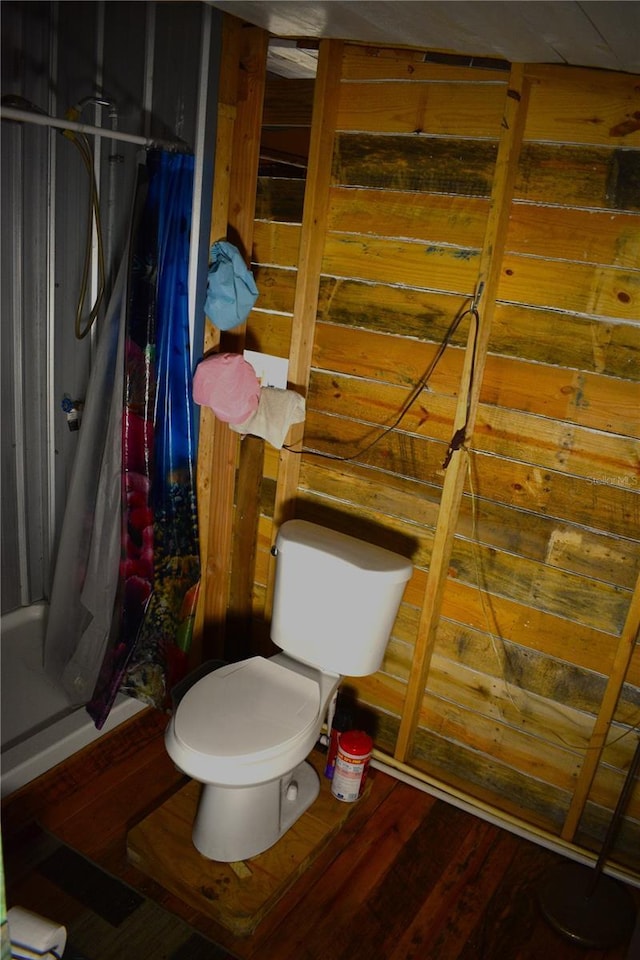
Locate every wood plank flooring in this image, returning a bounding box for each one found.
[3,708,638,960]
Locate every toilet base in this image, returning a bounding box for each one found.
[192,760,320,862]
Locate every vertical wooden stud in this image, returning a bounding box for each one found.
[228,434,264,659]
[264,39,344,617]
[395,65,531,762]
[562,571,640,840]
[194,17,268,662]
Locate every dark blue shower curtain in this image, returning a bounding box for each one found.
[88,150,200,728]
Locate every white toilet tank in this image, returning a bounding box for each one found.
[271,520,413,677]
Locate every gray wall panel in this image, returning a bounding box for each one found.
[1,0,218,615]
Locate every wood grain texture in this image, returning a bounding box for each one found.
[332,133,640,210]
[15,711,637,959]
[312,275,640,378]
[268,38,343,523]
[196,20,267,660]
[127,751,365,937]
[212,31,640,874]
[340,43,510,83]
[523,65,640,148]
[336,80,507,137]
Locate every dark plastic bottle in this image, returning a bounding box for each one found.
[324,705,352,779]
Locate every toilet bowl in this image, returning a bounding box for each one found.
[165,519,413,862]
[166,653,340,861]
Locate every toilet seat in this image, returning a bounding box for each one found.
[171,657,321,782]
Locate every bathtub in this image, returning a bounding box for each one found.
[1,602,147,798]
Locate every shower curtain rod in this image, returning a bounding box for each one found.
[0,105,190,152]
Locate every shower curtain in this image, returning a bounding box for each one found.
[45,150,200,729]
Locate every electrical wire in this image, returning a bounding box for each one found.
[441,297,480,469]
[284,293,479,463]
[466,447,523,719]
[283,273,639,759]
[466,444,640,752]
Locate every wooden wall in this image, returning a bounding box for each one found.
[199,22,640,879]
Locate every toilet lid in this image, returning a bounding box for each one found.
[173,657,320,759]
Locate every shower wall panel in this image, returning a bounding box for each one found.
[0,1,217,615]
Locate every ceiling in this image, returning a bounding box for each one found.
[207,1,640,77]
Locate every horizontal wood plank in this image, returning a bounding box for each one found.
[473,405,640,490]
[434,618,608,714]
[314,274,640,378]
[337,80,506,137]
[506,203,640,268]
[517,142,640,211]
[418,678,584,791]
[449,538,630,635]
[299,448,640,590]
[327,186,490,247]
[322,232,480,295]
[498,252,640,322]
[308,352,640,440]
[332,133,640,210]
[468,448,639,538]
[440,579,620,675]
[341,43,510,83]
[333,133,497,195]
[263,78,314,125]
[256,176,306,222]
[252,219,301,268]
[302,402,640,531]
[410,726,572,834]
[309,326,640,473]
[524,65,640,147]
[575,800,639,873]
[491,304,640,379]
[250,264,297,313]
[245,306,293,357]
[481,356,640,437]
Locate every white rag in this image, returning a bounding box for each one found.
[230,387,306,448]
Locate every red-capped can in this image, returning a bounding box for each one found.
[330,730,372,802]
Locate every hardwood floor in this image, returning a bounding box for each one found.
[3,708,638,960]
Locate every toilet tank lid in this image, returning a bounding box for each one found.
[174,657,320,758]
[277,520,413,581]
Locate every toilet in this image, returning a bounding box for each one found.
[165,519,413,862]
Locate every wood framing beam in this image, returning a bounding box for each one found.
[192,14,241,666]
[395,64,531,763]
[264,39,344,616]
[194,16,268,662]
[227,434,264,659]
[562,570,640,841]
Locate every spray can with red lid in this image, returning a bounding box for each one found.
[330,730,373,802]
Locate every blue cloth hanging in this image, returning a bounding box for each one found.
[204,239,258,330]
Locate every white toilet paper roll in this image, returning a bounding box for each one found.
[7,906,67,959]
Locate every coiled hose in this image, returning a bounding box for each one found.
[63,105,106,340]
[1,94,108,340]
